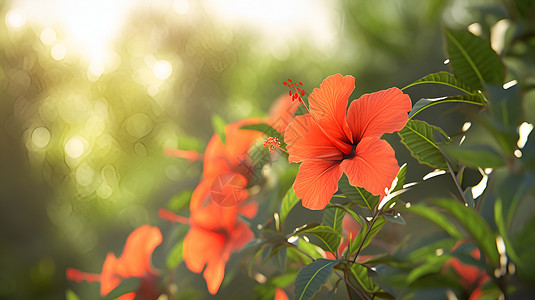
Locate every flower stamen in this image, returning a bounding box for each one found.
[263,137,287,153]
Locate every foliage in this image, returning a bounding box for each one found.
[3,0,535,299]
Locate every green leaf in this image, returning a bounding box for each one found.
[402,204,463,240]
[442,144,505,168]
[433,198,499,267]
[398,120,450,170]
[166,240,184,269]
[409,94,486,120]
[494,198,520,263]
[407,255,450,284]
[402,71,478,94]
[65,290,80,300]
[280,188,300,227]
[350,263,379,293]
[443,27,505,90]
[296,225,344,255]
[349,216,387,255]
[322,207,346,234]
[241,123,286,148]
[294,259,339,300]
[211,114,227,144]
[338,174,380,212]
[486,84,523,128]
[167,190,192,212]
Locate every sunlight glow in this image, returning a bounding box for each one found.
[5,9,26,28]
[31,127,51,149]
[51,44,67,61]
[203,0,337,53]
[517,122,533,148]
[491,19,510,54]
[173,0,190,14]
[471,168,489,199]
[462,122,471,132]
[503,80,518,90]
[65,136,86,159]
[423,169,446,180]
[467,22,482,36]
[40,28,57,45]
[153,60,173,80]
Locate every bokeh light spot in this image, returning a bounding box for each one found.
[40,28,57,45]
[5,9,26,29]
[65,136,85,159]
[152,60,173,80]
[76,162,95,186]
[97,184,113,199]
[126,113,153,139]
[31,127,51,149]
[51,44,67,61]
[173,0,190,14]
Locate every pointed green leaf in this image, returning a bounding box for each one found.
[166,240,184,269]
[349,216,387,255]
[399,120,450,170]
[443,27,505,90]
[486,84,523,127]
[402,204,463,240]
[407,255,450,284]
[339,174,379,212]
[433,198,499,267]
[211,114,227,144]
[280,188,300,227]
[350,263,380,293]
[442,143,505,168]
[294,259,339,300]
[409,94,486,120]
[402,71,478,94]
[241,123,286,148]
[322,207,346,234]
[494,198,520,263]
[296,225,344,255]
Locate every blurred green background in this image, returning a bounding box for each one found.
[1,0,526,299]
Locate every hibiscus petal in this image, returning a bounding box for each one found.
[285,114,343,163]
[100,253,122,296]
[228,220,254,253]
[204,257,226,295]
[117,225,162,278]
[293,160,343,210]
[183,228,225,274]
[209,172,248,207]
[346,87,411,141]
[340,137,399,196]
[268,94,301,134]
[190,179,211,211]
[308,74,354,152]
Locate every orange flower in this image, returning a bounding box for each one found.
[444,242,490,300]
[274,287,289,300]
[284,74,411,209]
[195,95,299,208]
[66,225,162,299]
[159,201,257,294]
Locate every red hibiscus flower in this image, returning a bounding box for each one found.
[284,74,411,210]
[159,200,257,294]
[66,225,162,300]
[444,242,490,300]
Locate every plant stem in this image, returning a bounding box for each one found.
[444,155,468,205]
[334,270,370,300]
[351,210,380,263]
